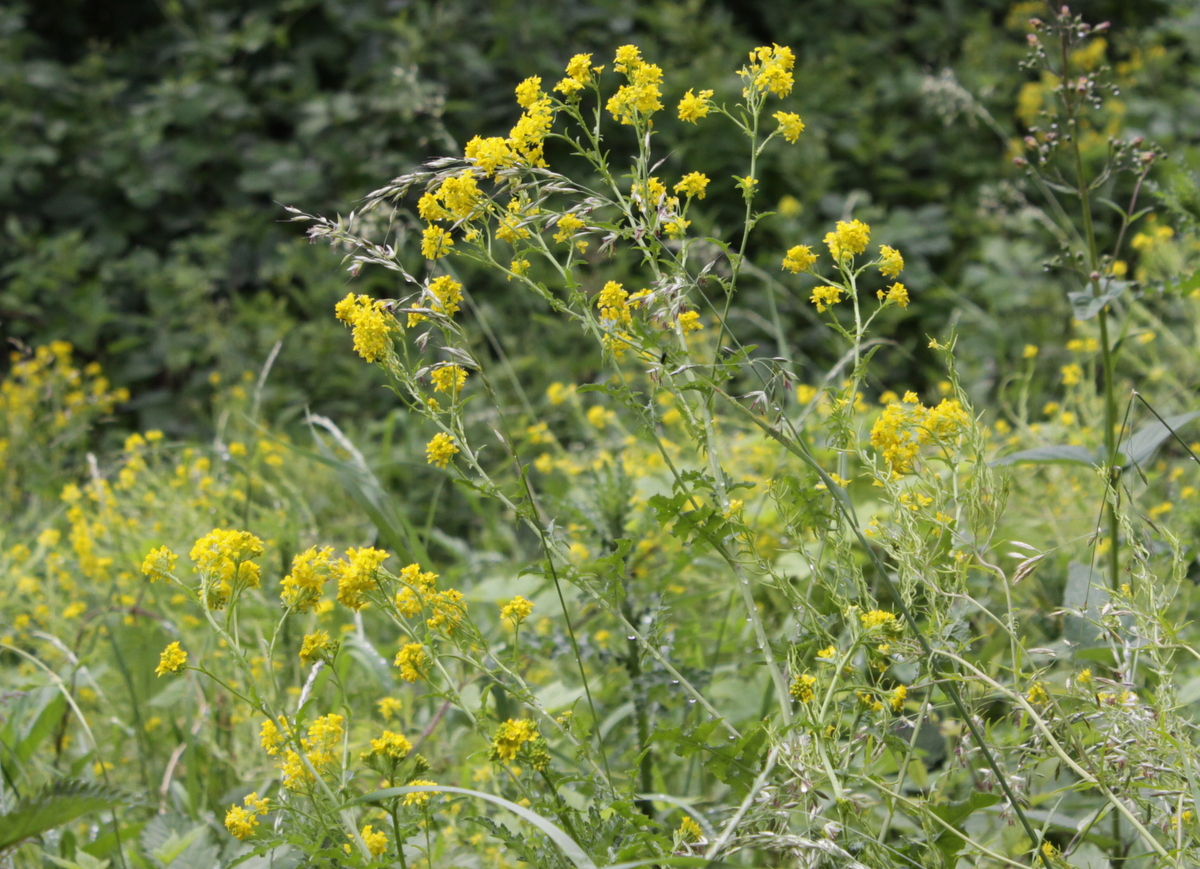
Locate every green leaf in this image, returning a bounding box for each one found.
[0,780,125,850]
[928,792,1003,864]
[1068,281,1127,320]
[991,445,1097,466]
[1117,410,1200,467]
[349,785,598,869]
[17,689,66,763]
[1169,270,1200,295]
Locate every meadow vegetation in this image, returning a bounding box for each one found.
[5,3,1200,869]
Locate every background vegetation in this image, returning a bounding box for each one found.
[5,1,1200,868]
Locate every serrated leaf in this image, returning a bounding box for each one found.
[1117,410,1200,467]
[0,780,125,849]
[992,445,1097,466]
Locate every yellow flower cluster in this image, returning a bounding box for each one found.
[299,629,334,664]
[677,88,714,123]
[809,285,843,313]
[675,172,710,199]
[280,545,335,612]
[677,816,703,842]
[554,53,599,96]
[597,281,632,327]
[361,825,388,857]
[878,245,904,277]
[420,224,454,260]
[418,170,481,224]
[0,342,129,451]
[464,135,512,178]
[860,610,900,632]
[741,44,795,97]
[141,546,177,582]
[501,595,534,626]
[876,282,910,308]
[553,212,586,244]
[190,528,265,609]
[509,77,555,167]
[224,792,270,840]
[425,432,459,469]
[606,45,664,125]
[335,546,389,611]
[366,729,413,761]
[782,245,817,274]
[825,218,871,261]
[394,642,428,682]
[335,293,397,362]
[789,673,817,702]
[393,562,464,632]
[490,718,540,762]
[869,395,969,475]
[155,641,187,677]
[773,111,804,143]
[403,779,438,807]
[431,364,468,395]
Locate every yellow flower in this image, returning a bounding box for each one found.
[367,730,413,761]
[515,76,542,108]
[224,805,257,840]
[741,44,795,97]
[553,213,586,244]
[877,282,909,308]
[860,610,900,633]
[677,89,714,123]
[809,285,843,313]
[420,224,454,260]
[824,219,870,261]
[782,245,817,273]
[334,293,397,363]
[394,643,428,682]
[155,642,187,677]
[425,432,459,469]
[490,718,540,762]
[816,645,836,659]
[501,595,534,627]
[607,62,664,124]
[280,545,335,612]
[878,245,904,277]
[773,111,805,143]
[509,258,531,279]
[378,697,403,720]
[260,717,286,756]
[789,673,817,702]
[430,365,468,394]
[1061,363,1083,386]
[1023,344,1039,359]
[141,546,177,582]
[677,816,703,842]
[678,311,703,332]
[613,45,643,74]
[890,684,907,712]
[304,713,345,771]
[1027,683,1050,704]
[335,547,389,611]
[675,171,710,199]
[404,779,438,807]
[464,135,512,177]
[360,825,388,857]
[299,630,334,664]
